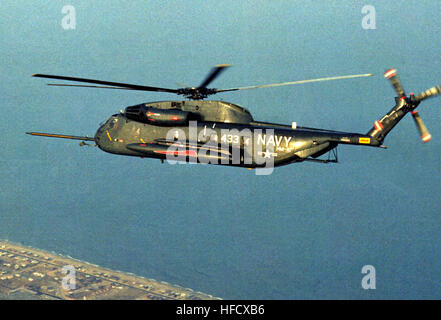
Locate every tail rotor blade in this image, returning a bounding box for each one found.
[410,110,431,143]
[384,68,406,97]
[414,85,441,102]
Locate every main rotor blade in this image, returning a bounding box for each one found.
[47,84,134,90]
[32,74,178,94]
[198,64,231,89]
[215,73,373,93]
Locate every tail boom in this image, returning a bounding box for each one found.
[367,97,410,144]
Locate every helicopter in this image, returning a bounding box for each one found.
[27,65,440,169]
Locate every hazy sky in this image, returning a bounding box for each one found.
[0,1,440,299]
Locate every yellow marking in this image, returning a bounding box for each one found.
[106,130,112,141]
[140,138,146,143]
[359,137,371,144]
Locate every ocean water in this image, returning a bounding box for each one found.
[1,154,440,299]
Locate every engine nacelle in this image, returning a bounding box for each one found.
[125,105,190,126]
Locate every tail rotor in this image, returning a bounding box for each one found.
[384,68,440,143]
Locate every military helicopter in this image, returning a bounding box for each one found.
[27,65,440,168]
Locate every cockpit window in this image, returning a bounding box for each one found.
[108,117,119,129]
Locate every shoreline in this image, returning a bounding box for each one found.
[0,239,220,300]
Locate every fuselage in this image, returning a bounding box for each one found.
[94,112,377,168]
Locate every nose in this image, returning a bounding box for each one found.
[94,123,105,143]
[94,121,111,150]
